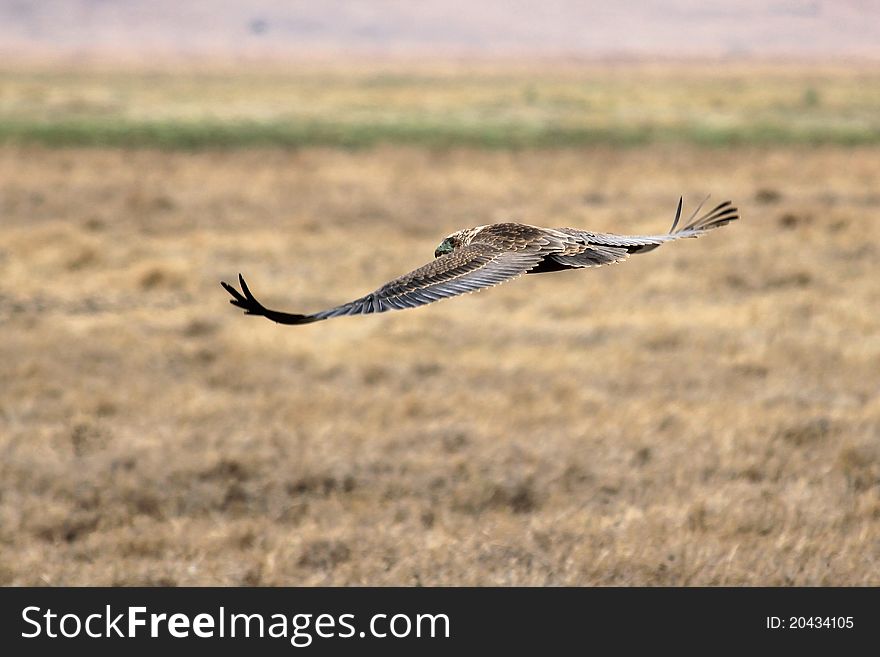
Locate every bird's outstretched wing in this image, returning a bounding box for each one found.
[549,197,738,268]
[221,241,545,325]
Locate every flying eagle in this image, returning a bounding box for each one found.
[222,197,737,325]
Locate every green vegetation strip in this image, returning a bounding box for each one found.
[1,119,878,149]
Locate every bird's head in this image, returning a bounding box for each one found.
[434,227,484,258]
[434,234,460,258]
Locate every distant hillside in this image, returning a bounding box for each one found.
[1,0,879,62]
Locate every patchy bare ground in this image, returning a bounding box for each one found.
[1,144,878,585]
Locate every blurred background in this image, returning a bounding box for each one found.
[1,1,878,585]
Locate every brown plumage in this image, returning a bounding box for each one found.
[221,196,737,325]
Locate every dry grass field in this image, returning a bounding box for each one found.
[1,65,879,586]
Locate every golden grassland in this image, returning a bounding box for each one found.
[1,138,878,585]
[1,61,879,585]
[1,61,879,146]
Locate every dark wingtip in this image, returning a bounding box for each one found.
[238,273,255,300]
[221,279,246,304]
[670,196,683,233]
[678,196,739,233]
[222,273,321,325]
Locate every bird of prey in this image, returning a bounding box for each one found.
[222,196,737,325]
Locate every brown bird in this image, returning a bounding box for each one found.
[221,196,737,325]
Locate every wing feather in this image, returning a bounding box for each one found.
[547,198,739,267]
[221,242,544,325]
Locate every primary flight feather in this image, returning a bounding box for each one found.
[221,196,737,325]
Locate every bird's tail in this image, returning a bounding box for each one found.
[668,195,739,237]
